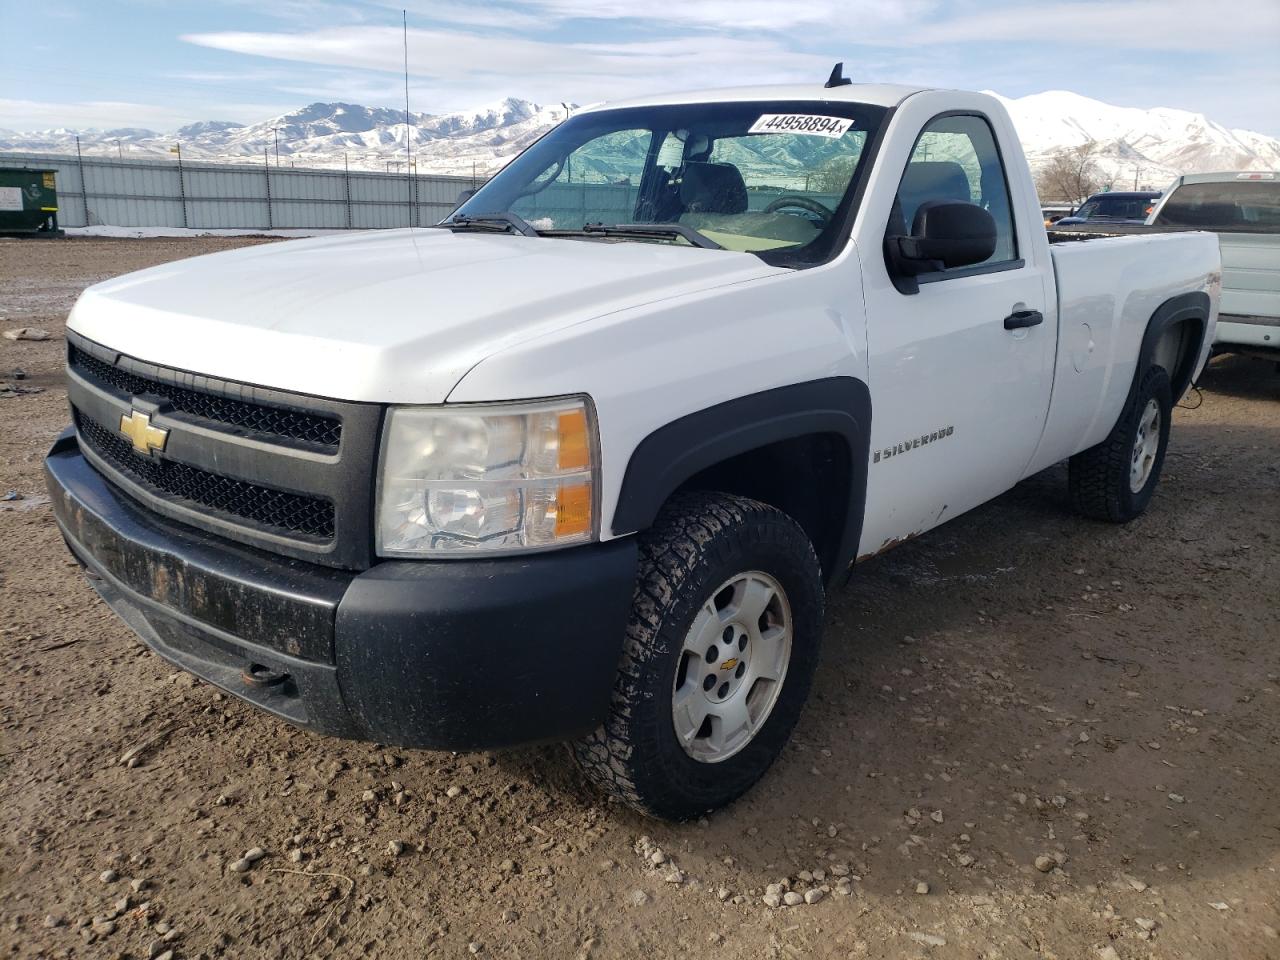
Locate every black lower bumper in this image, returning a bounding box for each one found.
[45,429,638,750]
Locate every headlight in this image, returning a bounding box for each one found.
[376,397,598,557]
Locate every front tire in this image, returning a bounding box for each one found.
[1069,365,1173,522]
[572,492,824,820]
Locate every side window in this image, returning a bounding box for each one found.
[893,115,1017,266]
[510,128,652,229]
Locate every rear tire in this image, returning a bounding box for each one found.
[1069,365,1172,522]
[572,492,824,820]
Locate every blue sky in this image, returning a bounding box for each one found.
[3,0,1278,135]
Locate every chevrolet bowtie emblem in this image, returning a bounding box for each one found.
[119,410,168,455]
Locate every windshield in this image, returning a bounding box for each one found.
[1075,194,1159,220]
[452,99,887,264]
[1154,180,1280,233]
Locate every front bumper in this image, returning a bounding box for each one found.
[45,428,638,750]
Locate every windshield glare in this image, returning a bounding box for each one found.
[453,100,887,262]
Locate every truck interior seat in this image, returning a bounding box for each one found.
[898,161,973,231]
[679,162,748,215]
[1165,202,1242,228]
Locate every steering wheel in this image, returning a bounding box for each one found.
[763,195,835,225]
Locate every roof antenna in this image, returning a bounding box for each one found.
[825,62,853,88]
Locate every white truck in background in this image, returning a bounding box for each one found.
[1147,171,1279,357]
[47,70,1220,819]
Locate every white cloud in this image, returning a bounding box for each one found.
[368,1,547,30]
[175,5,1280,134]
[370,0,1279,52]
[909,0,1280,51]
[0,98,196,132]
[360,0,931,32]
[185,0,372,25]
[181,26,836,107]
[0,96,305,133]
[9,1,1279,135]
[520,0,931,31]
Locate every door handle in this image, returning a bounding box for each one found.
[1003,309,1044,330]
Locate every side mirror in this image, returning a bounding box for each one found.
[887,200,997,277]
[450,188,476,214]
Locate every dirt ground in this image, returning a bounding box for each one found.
[1,237,1277,960]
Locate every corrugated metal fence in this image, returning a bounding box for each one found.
[1,152,477,229]
[514,183,843,225]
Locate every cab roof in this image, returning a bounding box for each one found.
[577,82,930,115]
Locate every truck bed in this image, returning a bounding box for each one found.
[1022,230,1220,478]
[1047,224,1200,242]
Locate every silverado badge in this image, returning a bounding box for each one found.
[119,410,168,455]
[873,425,955,464]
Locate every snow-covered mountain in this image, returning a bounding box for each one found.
[991,91,1280,189]
[1,92,1276,185]
[0,99,572,175]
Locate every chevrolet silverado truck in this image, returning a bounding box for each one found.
[46,73,1220,820]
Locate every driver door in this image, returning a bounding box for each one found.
[858,111,1055,556]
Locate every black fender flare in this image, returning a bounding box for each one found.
[1139,291,1211,400]
[611,377,872,582]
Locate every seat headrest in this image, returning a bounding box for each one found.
[899,161,972,228]
[680,162,748,215]
[901,161,972,201]
[1165,202,1238,228]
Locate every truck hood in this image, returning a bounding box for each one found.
[68,228,785,403]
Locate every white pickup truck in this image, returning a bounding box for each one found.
[1147,171,1279,356]
[46,72,1220,819]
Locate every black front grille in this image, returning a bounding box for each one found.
[70,345,341,450]
[77,413,335,541]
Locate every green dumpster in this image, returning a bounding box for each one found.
[0,168,62,236]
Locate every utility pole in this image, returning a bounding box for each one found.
[75,134,90,225]
[174,142,188,228]
[115,139,122,160]
[264,148,273,230]
[343,153,353,229]
[403,8,414,228]
[273,127,281,166]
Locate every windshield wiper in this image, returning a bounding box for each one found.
[439,212,541,238]
[543,222,722,250]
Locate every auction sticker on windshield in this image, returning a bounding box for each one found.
[748,114,854,139]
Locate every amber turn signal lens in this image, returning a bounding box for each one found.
[557,409,590,471]
[555,483,592,538]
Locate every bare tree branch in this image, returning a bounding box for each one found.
[1035,142,1104,205]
